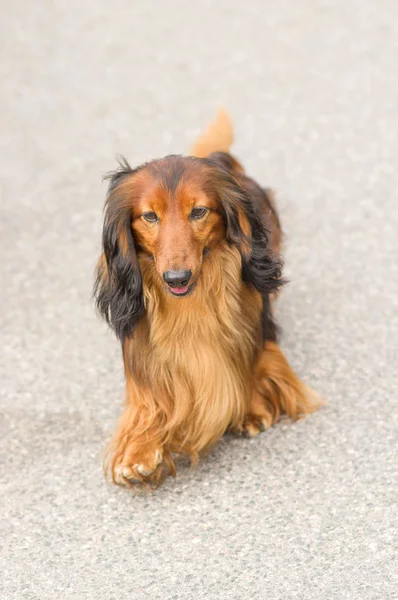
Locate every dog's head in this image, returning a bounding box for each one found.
[94,155,281,340]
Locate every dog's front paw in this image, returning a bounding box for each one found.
[114,448,164,485]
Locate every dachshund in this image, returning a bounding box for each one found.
[94,109,319,486]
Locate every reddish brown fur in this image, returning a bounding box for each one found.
[96,111,320,487]
[130,164,226,285]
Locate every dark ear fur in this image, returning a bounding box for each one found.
[94,159,144,341]
[208,161,284,343]
[210,165,283,296]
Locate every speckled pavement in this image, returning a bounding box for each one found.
[1,1,397,599]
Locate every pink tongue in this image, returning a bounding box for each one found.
[172,285,189,295]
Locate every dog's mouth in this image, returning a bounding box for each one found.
[167,282,196,297]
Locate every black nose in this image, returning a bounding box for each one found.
[163,269,192,288]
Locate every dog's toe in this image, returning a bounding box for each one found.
[243,418,271,438]
[245,422,262,437]
[134,448,163,475]
[121,465,140,481]
[134,463,153,477]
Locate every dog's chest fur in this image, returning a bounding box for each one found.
[131,246,262,451]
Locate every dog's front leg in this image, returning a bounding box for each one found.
[106,378,171,486]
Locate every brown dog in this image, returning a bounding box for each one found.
[94,110,319,486]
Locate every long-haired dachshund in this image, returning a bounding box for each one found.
[94,110,319,486]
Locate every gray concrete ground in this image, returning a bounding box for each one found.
[1,1,397,599]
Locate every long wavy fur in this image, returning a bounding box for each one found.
[94,112,320,487]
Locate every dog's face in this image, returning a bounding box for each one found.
[130,163,224,297]
[95,155,281,340]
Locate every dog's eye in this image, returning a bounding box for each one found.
[142,211,159,223]
[190,207,208,220]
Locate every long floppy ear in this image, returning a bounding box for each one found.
[94,160,144,341]
[212,167,283,295]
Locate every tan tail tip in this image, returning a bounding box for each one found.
[190,108,234,158]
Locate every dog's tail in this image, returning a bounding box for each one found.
[190,108,234,158]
